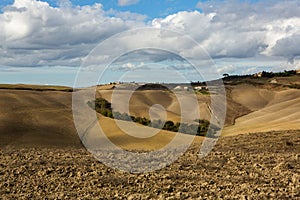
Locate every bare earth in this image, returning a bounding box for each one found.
[0,130,299,199]
[0,80,299,199]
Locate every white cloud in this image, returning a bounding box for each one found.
[216,65,238,75]
[1,0,300,78]
[117,62,147,71]
[153,0,300,63]
[0,0,145,68]
[118,0,140,7]
[56,0,72,8]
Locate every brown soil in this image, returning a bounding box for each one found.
[0,130,299,199]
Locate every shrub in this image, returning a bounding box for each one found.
[163,121,175,130]
[88,98,213,136]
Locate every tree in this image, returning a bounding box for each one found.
[163,120,175,130]
[89,98,212,136]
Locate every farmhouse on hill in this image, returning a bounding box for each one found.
[254,72,263,78]
[270,79,278,84]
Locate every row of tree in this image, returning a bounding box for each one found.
[260,70,298,78]
[88,98,219,137]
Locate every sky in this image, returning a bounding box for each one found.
[0,0,300,86]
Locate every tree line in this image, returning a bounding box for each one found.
[88,98,219,137]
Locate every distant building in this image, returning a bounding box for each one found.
[183,86,189,91]
[174,85,189,91]
[174,86,182,90]
[194,86,208,90]
[270,79,278,84]
[254,72,263,78]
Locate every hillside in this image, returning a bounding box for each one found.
[0,74,299,148]
[0,78,299,198]
[0,87,80,147]
[222,75,300,136]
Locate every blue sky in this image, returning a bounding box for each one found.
[0,0,202,18]
[0,0,300,86]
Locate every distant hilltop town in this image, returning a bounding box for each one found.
[100,69,300,92]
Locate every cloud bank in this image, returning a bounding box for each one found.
[0,0,145,68]
[153,1,300,63]
[1,0,300,75]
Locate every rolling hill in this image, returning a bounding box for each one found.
[0,74,299,149]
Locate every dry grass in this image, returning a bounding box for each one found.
[0,89,81,148]
[0,84,73,92]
